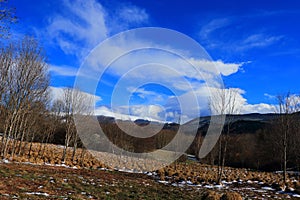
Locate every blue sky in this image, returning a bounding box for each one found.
[7,0,300,122]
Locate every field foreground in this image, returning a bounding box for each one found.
[0,142,300,199]
[0,161,299,200]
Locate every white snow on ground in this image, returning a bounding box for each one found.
[1,159,10,163]
[204,185,214,189]
[261,186,275,191]
[25,192,50,197]
[158,180,169,184]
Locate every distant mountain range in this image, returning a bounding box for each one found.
[97,112,300,136]
[96,112,287,135]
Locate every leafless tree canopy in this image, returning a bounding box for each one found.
[59,87,94,162]
[0,37,49,158]
[274,93,300,186]
[0,0,17,38]
[209,88,241,184]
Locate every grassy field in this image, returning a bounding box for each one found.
[0,141,300,199]
[0,162,210,200]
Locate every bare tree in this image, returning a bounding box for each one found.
[275,93,300,187]
[60,87,94,163]
[209,87,241,184]
[0,37,49,159]
[0,0,17,38]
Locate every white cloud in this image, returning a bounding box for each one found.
[162,86,276,123]
[129,105,164,121]
[128,87,164,102]
[44,3,277,122]
[81,37,244,94]
[49,86,102,103]
[117,6,149,25]
[264,93,276,99]
[49,64,78,77]
[241,103,275,114]
[45,0,149,60]
[74,28,255,122]
[189,59,243,76]
[46,0,108,57]
[94,85,276,123]
[238,34,284,50]
[94,105,166,123]
[199,17,284,52]
[200,18,231,39]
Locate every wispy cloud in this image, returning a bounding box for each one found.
[264,93,276,99]
[199,14,284,52]
[44,1,276,122]
[45,0,148,59]
[199,18,231,40]
[46,0,108,58]
[238,34,284,51]
[117,5,149,25]
[49,64,78,77]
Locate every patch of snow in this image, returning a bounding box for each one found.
[25,192,50,197]
[186,180,193,185]
[222,180,232,184]
[158,180,169,184]
[147,172,153,176]
[254,189,267,193]
[243,187,257,190]
[214,184,224,189]
[118,168,134,173]
[261,186,275,191]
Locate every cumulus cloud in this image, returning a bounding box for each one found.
[74,27,261,122]
[44,2,276,122]
[189,59,243,76]
[241,103,275,114]
[94,105,166,122]
[49,86,102,103]
[80,35,244,94]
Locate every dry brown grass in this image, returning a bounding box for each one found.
[220,191,243,200]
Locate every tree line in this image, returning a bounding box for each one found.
[0,37,95,164]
